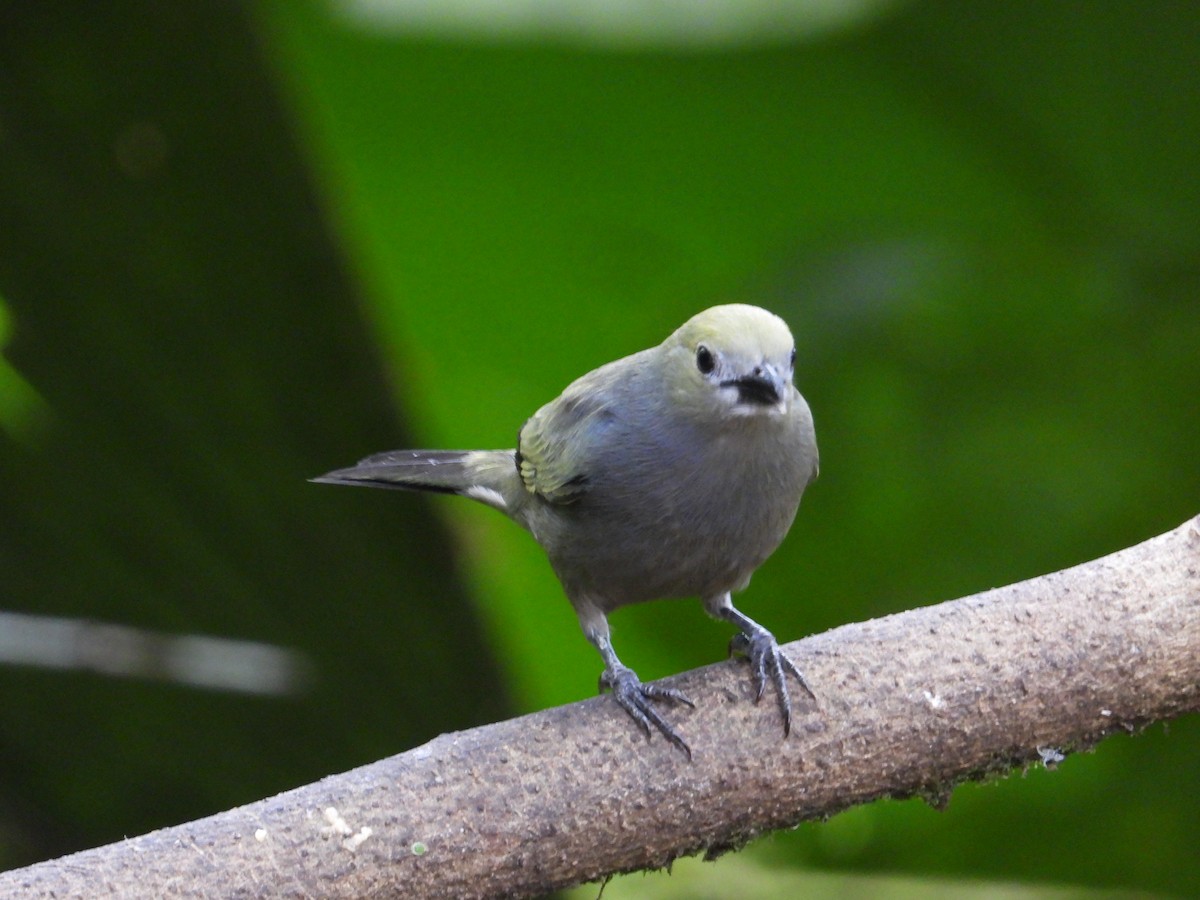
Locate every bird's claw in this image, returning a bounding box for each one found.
[729,630,814,736]
[600,666,694,759]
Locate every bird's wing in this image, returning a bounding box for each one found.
[516,372,618,505]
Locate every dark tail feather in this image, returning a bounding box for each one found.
[311,450,474,494]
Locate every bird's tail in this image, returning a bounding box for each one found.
[311,449,516,510]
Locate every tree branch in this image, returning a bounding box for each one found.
[4,516,1198,898]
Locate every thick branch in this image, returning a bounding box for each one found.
[4,516,1199,898]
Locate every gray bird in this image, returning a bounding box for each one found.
[314,304,818,757]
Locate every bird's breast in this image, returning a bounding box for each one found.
[544,414,812,609]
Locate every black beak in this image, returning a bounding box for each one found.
[723,373,781,406]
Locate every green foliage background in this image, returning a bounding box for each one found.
[1,1,1197,894]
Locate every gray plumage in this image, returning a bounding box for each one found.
[314,304,818,757]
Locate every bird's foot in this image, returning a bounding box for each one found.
[729,628,815,736]
[600,666,694,759]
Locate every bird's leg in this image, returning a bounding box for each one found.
[707,594,814,736]
[593,632,694,759]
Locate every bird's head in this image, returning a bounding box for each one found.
[663,304,797,420]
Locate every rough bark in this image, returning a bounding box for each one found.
[3,515,1198,899]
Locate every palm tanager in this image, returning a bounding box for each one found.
[313,304,818,757]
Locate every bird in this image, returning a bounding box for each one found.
[313,304,819,757]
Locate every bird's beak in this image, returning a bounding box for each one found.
[723,369,784,407]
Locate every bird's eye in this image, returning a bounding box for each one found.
[789,347,796,369]
[696,345,715,375]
